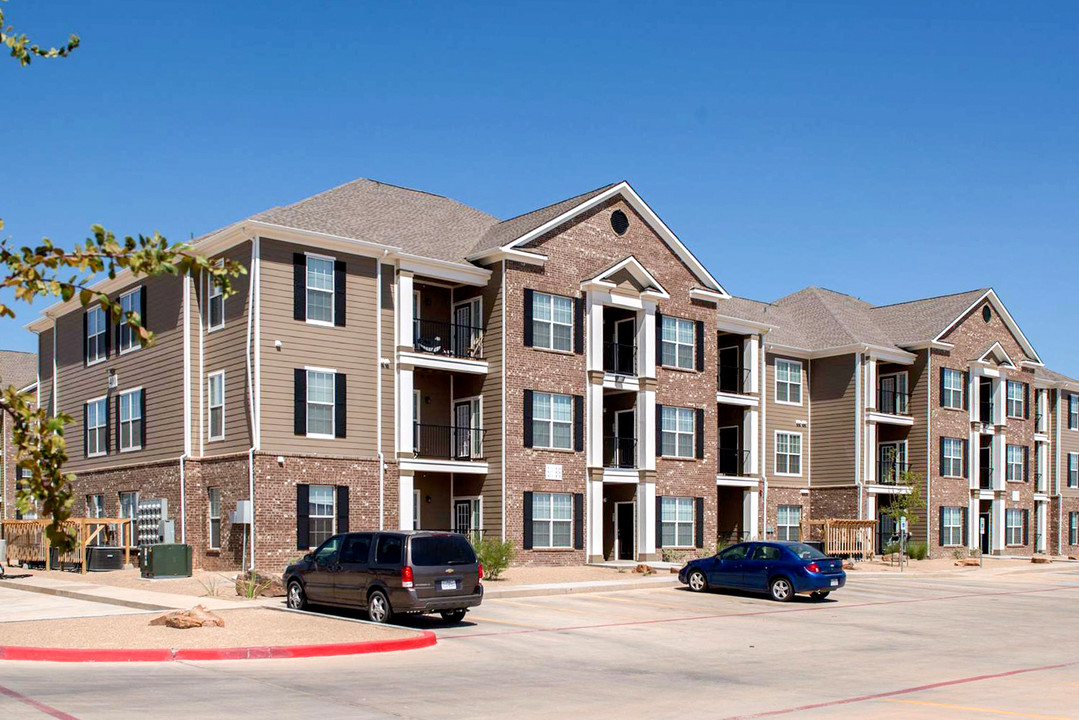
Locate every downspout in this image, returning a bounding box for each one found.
[245,235,260,569]
[854,351,863,520]
[179,270,192,543]
[376,249,388,530]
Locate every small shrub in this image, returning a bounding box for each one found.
[198,576,224,598]
[906,542,928,561]
[952,548,965,561]
[883,542,900,556]
[240,573,273,599]
[472,536,514,580]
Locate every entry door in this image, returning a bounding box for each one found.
[614,410,636,468]
[878,512,898,554]
[718,346,741,394]
[454,499,478,536]
[980,510,992,554]
[614,319,636,375]
[718,426,741,476]
[616,502,635,560]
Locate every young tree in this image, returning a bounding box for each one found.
[1,2,243,551]
[881,470,927,570]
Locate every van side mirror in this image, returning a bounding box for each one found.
[303,553,313,563]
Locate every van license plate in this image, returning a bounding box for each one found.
[440,579,457,591]
[830,579,839,587]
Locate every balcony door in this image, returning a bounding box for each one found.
[878,442,906,484]
[614,409,636,468]
[718,346,742,394]
[453,298,481,358]
[612,318,636,375]
[453,399,481,460]
[718,425,741,476]
[454,497,480,538]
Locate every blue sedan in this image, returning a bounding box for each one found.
[678,541,846,602]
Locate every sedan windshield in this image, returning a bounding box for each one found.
[786,543,828,560]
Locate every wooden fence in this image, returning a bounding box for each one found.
[2,518,134,573]
[805,519,875,559]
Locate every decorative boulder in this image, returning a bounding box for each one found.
[150,604,225,629]
[235,570,287,598]
[633,564,655,575]
[1031,555,1053,564]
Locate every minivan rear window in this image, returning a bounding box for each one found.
[411,535,477,566]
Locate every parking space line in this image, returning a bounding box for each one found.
[0,684,80,720]
[464,616,548,630]
[578,593,716,612]
[881,698,1074,719]
[497,599,615,618]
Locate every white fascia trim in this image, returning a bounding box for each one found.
[976,341,1016,367]
[248,221,397,259]
[933,289,1043,365]
[396,253,491,286]
[716,476,758,487]
[584,256,670,299]
[690,287,726,303]
[717,315,772,335]
[901,340,955,351]
[764,342,915,364]
[472,248,549,266]
[399,458,490,475]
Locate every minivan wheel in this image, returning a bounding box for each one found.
[367,590,392,624]
[286,580,307,610]
[440,609,467,624]
[687,570,707,593]
[769,577,794,602]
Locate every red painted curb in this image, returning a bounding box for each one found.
[0,630,437,663]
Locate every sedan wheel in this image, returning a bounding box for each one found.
[286,581,306,610]
[367,590,392,624]
[687,570,707,593]
[769,577,794,602]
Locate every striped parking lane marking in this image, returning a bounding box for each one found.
[0,684,81,720]
[881,698,1075,719]
[575,592,732,612]
[496,599,619,618]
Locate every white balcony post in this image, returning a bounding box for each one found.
[587,291,604,374]
[398,364,414,454]
[396,271,414,348]
[587,478,604,563]
[638,479,656,561]
[865,422,877,484]
[743,488,760,540]
[968,495,979,548]
[744,408,759,475]
[968,428,979,491]
[744,335,759,394]
[993,378,1006,426]
[992,497,1005,553]
[587,382,604,469]
[638,387,656,472]
[399,471,414,531]
[864,493,877,524]
[640,303,657,379]
[865,357,878,410]
[993,432,1006,491]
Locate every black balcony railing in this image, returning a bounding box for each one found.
[979,399,995,424]
[413,319,484,360]
[877,462,909,485]
[877,387,911,415]
[718,365,751,395]
[603,436,637,469]
[718,448,751,477]
[414,424,486,461]
[603,342,637,376]
[979,463,994,490]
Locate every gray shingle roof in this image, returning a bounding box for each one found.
[0,350,37,390]
[870,289,989,347]
[1034,366,1079,387]
[773,287,896,350]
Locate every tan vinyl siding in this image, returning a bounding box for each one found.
[380,264,395,457]
[809,354,855,487]
[258,238,379,457]
[904,352,929,482]
[766,353,810,487]
[38,328,54,415]
[1058,390,1079,498]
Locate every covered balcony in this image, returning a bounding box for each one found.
[602,389,638,470]
[717,404,755,478]
[716,332,758,406]
[602,306,637,377]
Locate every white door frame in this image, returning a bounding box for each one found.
[452,495,482,536]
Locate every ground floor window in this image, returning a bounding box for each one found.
[86,494,104,518]
[208,488,222,549]
[660,496,694,547]
[1005,508,1025,546]
[941,507,963,546]
[308,485,336,548]
[14,467,37,519]
[776,505,802,541]
[532,492,572,548]
[1070,512,1078,546]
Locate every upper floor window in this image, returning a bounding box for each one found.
[775,359,803,405]
[85,397,108,457]
[660,315,695,370]
[306,255,335,325]
[85,307,107,364]
[775,432,802,476]
[1069,394,1079,430]
[208,371,225,441]
[1006,381,1026,419]
[941,368,964,409]
[532,391,573,450]
[306,369,336,438]
[207,265,225,331]
[1005,444,1026,482]
[1068,453,1079,489]
[942,437,965,478]
[118,389,144,452]
[532,292,573,352]
[118,287,144,354]
[660,406,696,458]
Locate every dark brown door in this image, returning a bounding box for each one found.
[616,503,635,560]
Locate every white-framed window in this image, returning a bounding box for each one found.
[660,315,696,370]
[1070,395,1079,430]
[775,359,803,405]
[660,406,695,458]
[532,292,573,352]
[118,388,143,452]
[1006,381,1025,419]
[306,368,336,438]
[776,505,802,541]
[86,306,107,364]
[207,263,225,331]
[305,254,335,326]
[118,287,142,354]
[86,494,104,518]
[532,492,572,548]
[1006,444,1025,482]
[308,484,335,548]
[532,392,572,450]
[1068,453,1079,489]
[942,437,965,478]
[119,491,138,546]
[208,488,221,549]
[1070,512,1078,546]
[774,431,802,476]
[941,368,964,409]
[660,496,694,547]
[208,371,225,441]
[1005,508,1024,546]
[85,397,107,457]
[941,507,963,546]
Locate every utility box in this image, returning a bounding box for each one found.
[230,499,252,525]
[87,546,125,572]
[141,544,192,578]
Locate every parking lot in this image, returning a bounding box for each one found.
[2,563,1078,719]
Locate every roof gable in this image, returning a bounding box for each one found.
[934,289,1042,364]
[975,341,1016,368]
[583,256,669,299]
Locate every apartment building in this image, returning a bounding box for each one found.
[23,178,1079,570]
[0,350,39,521]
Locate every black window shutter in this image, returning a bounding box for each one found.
[103,396,110,454]
[1023,446,1030,481]
[963,370,970,410]
[523,390,534,447]
[939,437,946,477]
[333,260,346,326]
[655,311,664,360]
[523,289,534,347]
[83,403,89,457]
[573,394,584,452]
[334,373,347,439]
[573,296,584,354]
[655,495,663,548]
[695,408,705,459]
[296,484,310,550]
[656,404,664,457]
[294,369,307,436]
[695,497,705,548]
[938,506,945,546]
[336,485,349,534]
[1023,383,1030,419]
[962,439,969,478]
[522,492,534,549]
[573,493,584,549]
[695,320,705,372]
[82,312,88,364]
[1022,509,1029,546]
[961,507,969,544]
[139,287,147,332]
[139,389,147,449]
[293,253,306,321]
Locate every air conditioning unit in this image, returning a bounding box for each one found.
[87,546,125,572]
[230,500,252,525]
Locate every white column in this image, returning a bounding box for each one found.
[640,303,657,379]
[865,493,877,523]
[992,498,1005,553]
[399,471,414,530]
[587,291,604,373]
[969,428,979,491]
[865,422,877,485]
[744,408,759,475]
[993,432,1006,491]
[638,480,656,560]
[865,357,878,410]
[969,494,979,548]
[993,378,1006,426]
[587,479,604,562]
[587,382,603,468]
[639,388,656,471]
[396,271,414,348]
[744,335,760,394]
[1037,446,1048,493]
[743,488,760,540]
[398,364,414,453]
[1035,502,1047,553]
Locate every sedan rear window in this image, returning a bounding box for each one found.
[786,543,828,560]
[411,535,477,566]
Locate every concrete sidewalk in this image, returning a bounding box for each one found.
[0,574,277,612]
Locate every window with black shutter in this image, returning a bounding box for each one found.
[336,485,349,534]
[522,491,534,549]
[293,254,306,321]
[573,493,584,549]
[294,369,307,436]
[334,373,347,439]
[333,260,346,327]
[296,484,310,550]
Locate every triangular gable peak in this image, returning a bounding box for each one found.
[975,341,1016,368]
[471,181,728,298]
[935,289,1043,366]
[581,256,670,300]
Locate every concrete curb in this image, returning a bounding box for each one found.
[0,631,437,663]
[482,577,680,599]
[0,579,171,612]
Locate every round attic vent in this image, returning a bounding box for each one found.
[610,209,629,236]
[982,306,992,323]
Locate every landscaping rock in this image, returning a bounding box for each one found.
[633,564,655,576]
[955,558,980,566]
[1031,555,1053,564]
[149,604,226,629]
[1069,556,1078,561]
[842,559,855,570]
[235,570,286,598]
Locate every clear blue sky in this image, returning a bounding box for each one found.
[2,1,1077,375]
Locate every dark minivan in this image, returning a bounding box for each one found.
[284,531,483,624]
